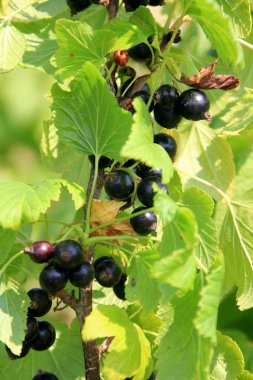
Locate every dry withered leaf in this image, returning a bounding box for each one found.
[179,60,240,91]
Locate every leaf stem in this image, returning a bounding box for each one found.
[238,38,253,51]
[0,250,23,277]
[85,158,99,236]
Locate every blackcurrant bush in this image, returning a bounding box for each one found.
[178,89,210,121]
[154,133,177,161]
[68,261,95,288]
[149,0,164,5]
[94,256,122,287]
[123,0,149,12]
[113,273,127,300]
[54,240,83,269]
[132,91,154,112]
[25,316,39,343]
[128,43,152,61]
[137,177,167,207]
[24,241,54,264]
[30,321,56,351]
[130,207,157,235]
[114,50,128,66]
[5,343,30,360]
[104,170,135,200]
[88,155,113,169]
[66,0,91,15]
[154,85,179,109]
[32,371,59,380]
[154,104,182,129]
[39,264,68,294]
[27,288,52,317]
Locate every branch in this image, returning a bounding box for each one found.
[98,337,114,358]
[55,289,79,311]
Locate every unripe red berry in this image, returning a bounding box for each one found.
[113,50,128,66]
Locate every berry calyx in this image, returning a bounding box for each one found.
[128,43,152,61]
[5,343,30,360]
[114,50,128,66]
[178,89,210,121]
[113,273,127,300]
[66,0,91,16]
[130,207,157,235]
[94,256,122,287]
[27,288,52,317]
[30,321,56,351]
[154,133,177,161]
[24,241,54,264]
[54,240,83,269]
[137,177,167,207]
[32,371,59,380]
[39,264,68,294]
[104,170,135,200]
[88,155,113,169]
[68,261,95,288]
[154,104,182,129]
[25,316,39,343]
[154,85,179,109]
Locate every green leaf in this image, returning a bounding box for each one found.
[194,254,224,343]
[125,249,160,312]
[4,0,67,21]
[154,192,178,223]
[82,305,152,380]
[0,24,26,72]
[183,186,219,270]
[187,0,243,65]
[52,63,132,160]
[0,228,17,266]
[121,98,173,183]
[219,0,252,38]
[155,277,213,380]
[239,371,253,380]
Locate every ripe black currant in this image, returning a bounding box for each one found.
[39,264,68,294]
[104,170,135,200]
[144,168,162,179]
[68,261,95,288]
[113,273,127,300]
[123,0,149,12]
[54,240,83,269]
[30,321,56,351]
[66,0,91,16]
[25,316,39,343]
[88,155,113,169]
[128,43,152,61]
[154,104,182,129]
[178,89,210,121]
[94,256,122,287]
[32,371,59,380]
[5,343,30,360]
[154,85,179,109]
[24,241,54,264]
[137,177,167,207]
[132,91,154,112]
[27,288,52,317]
[154,133,177,161]
[149,0,164,5]
[130,207,157,235]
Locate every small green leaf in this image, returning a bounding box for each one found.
[0,228,17,266]
[219,0,252,38]
[154,192,178,223]
[121,98,173,183]
[0,24,26,72]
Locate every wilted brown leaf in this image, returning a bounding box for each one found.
[179,60,240,90]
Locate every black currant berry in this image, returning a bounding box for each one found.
[104,170,135,200]
[143,167,162,179]
[94,256,122,287]
[123,160,143,177]
[39,264,68,294]
[130,207,157,235]
[154,85,179,109]
[178,89,210,121]
[88,155,113,169]
[154,133,177,161]
[123,0,149,12]
[154,104,182,129]
[137,177,167,207]
[5,343,30,360]
[128,43,152,61]
[25,316,39,343]
[149,0,164,5]
[28,288,52,317]
[54,240,83,269]
[32,371,59,380]
[66,0,91,16]
[132,91,154,112]
[24,241,54,264]
[68,261,94,288]
[113,273,127,300]
[30,321,56,351]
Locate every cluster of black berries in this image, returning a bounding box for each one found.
[5,287,55,361]
[32,371,59,380]
[123,0,164,12]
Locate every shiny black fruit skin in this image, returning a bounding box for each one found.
[154,85,179,109]
[104,170,135,200]
[137,177,167,207]
[66,0,91,15]
[28,288,52,317]
[88,155,113,169]
[154,104,182,129]
[123,0,149,11]
[68,261,95,288]
[154,133,177,161]
[113,273,127,300]
[54,240,83,269]
[149,0,164,5]
[32,371,59,380]
[178,89,210,121]
[94,256,122,288]
[30,321,56,351]
[132,91,154,112]
[130,207,157,235]
[39,264,68,294]
[25,316,39,343]
[141,166,162,180]
[128,43,152,61]
[5,343,30,360]
[24,241,54,264]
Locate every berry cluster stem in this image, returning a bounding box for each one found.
[107,0,119,19]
